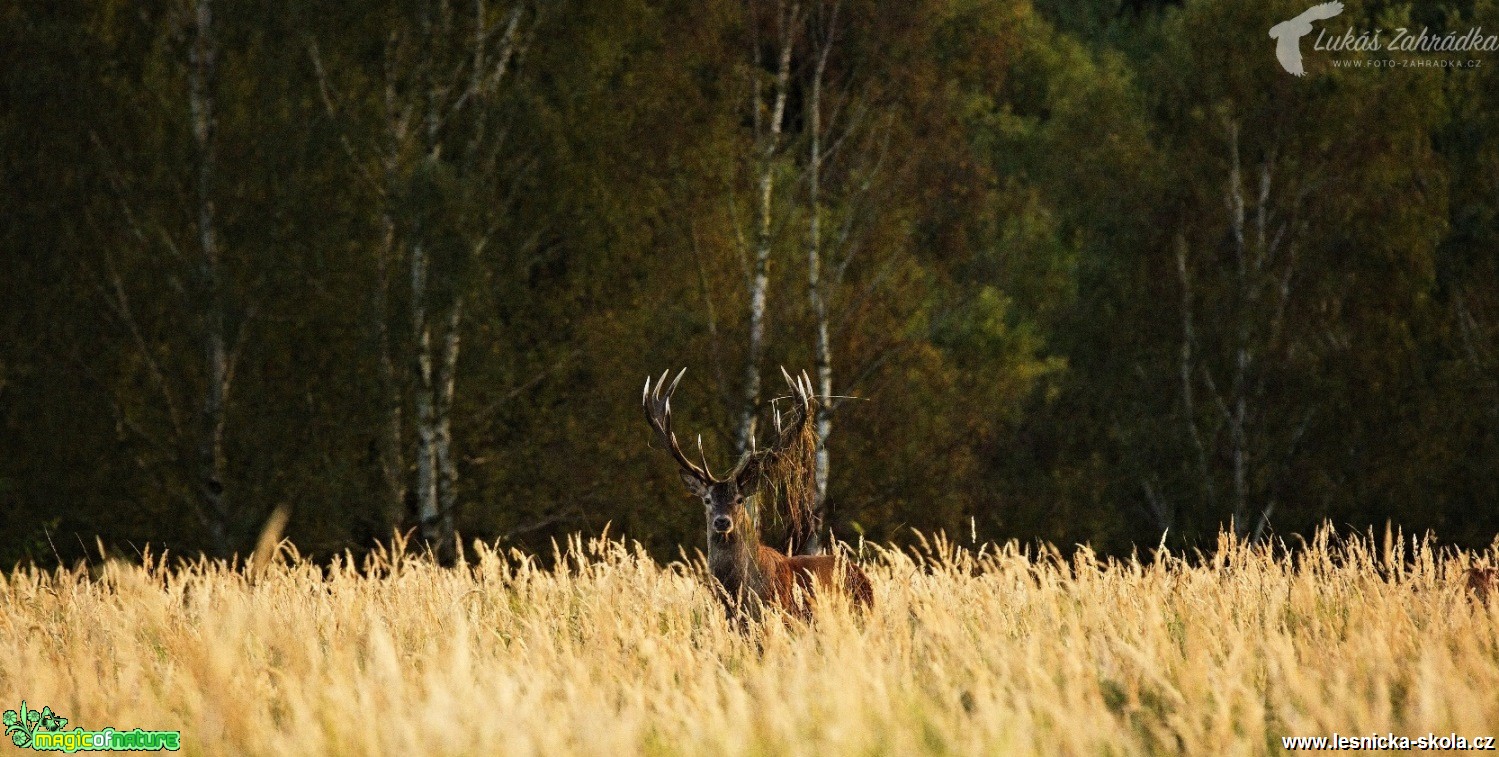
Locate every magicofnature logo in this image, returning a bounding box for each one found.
[3,702,179,753]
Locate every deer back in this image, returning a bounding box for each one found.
[1466,567,1496,604]
[787,553,875,608]
[752,546,874,615]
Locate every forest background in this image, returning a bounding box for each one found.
[2,0,1497,564]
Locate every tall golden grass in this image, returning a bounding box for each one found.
[0,528,1495,755]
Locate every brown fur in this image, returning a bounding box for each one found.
[708,510,872,621]
[1466,567,1496,605]
[766,547,875,617]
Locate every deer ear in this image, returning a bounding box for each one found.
[679,470,710,498]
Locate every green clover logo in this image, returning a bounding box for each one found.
[3,701,68,748]
[37,707,66,732]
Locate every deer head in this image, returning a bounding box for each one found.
[643,367,814,539]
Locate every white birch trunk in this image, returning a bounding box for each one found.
[804,10,834,555]
[318,0,530,556]
[434,299,463,561]
[190,0,230,556]
[413,0,445,558]
[1198,120,1304,541]
[411,239,442,551]
[1222,121,1252,538]
[736,3,798,460]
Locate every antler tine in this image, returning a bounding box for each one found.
[697,434,719,481]
[654,368,673,405]
[778,366,800,408]
[644,369,668,411]
[783,368,807,409]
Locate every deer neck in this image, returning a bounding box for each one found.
[707,510,764,600]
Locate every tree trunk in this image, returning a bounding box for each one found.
[1180,120,1307,542]
[376,205,407,536]
[434,299,463,564]
[803,7,834,555]
[1175,235,1209,530]
[735,2,799,461]
[413,0,448,560]
[411,238,442,555]
[1226,120,1254,539]
[310,0,532,557]
[189,0,231,557]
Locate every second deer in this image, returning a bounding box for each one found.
[644,367,873,620]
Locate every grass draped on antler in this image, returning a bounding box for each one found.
[746,370,821,554]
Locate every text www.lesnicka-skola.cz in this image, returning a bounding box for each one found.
[1282,733,1496,751]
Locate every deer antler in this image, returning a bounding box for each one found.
[731,367,816,482]
[773,366,815,439]
[646,367,816,486]
[643,368,721,485]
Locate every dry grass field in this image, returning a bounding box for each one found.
[0,529,1496,756]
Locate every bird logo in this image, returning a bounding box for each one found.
[1269,2,1344,76]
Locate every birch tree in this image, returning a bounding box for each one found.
[735,0,801,460]
[802,0,834,554]
[1175,119,1315,541]
[313,0,536,562]
[188,0,233,556]
[86,0,248,557]
[798,0,894,553]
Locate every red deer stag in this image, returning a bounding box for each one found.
[644,367,873,619]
